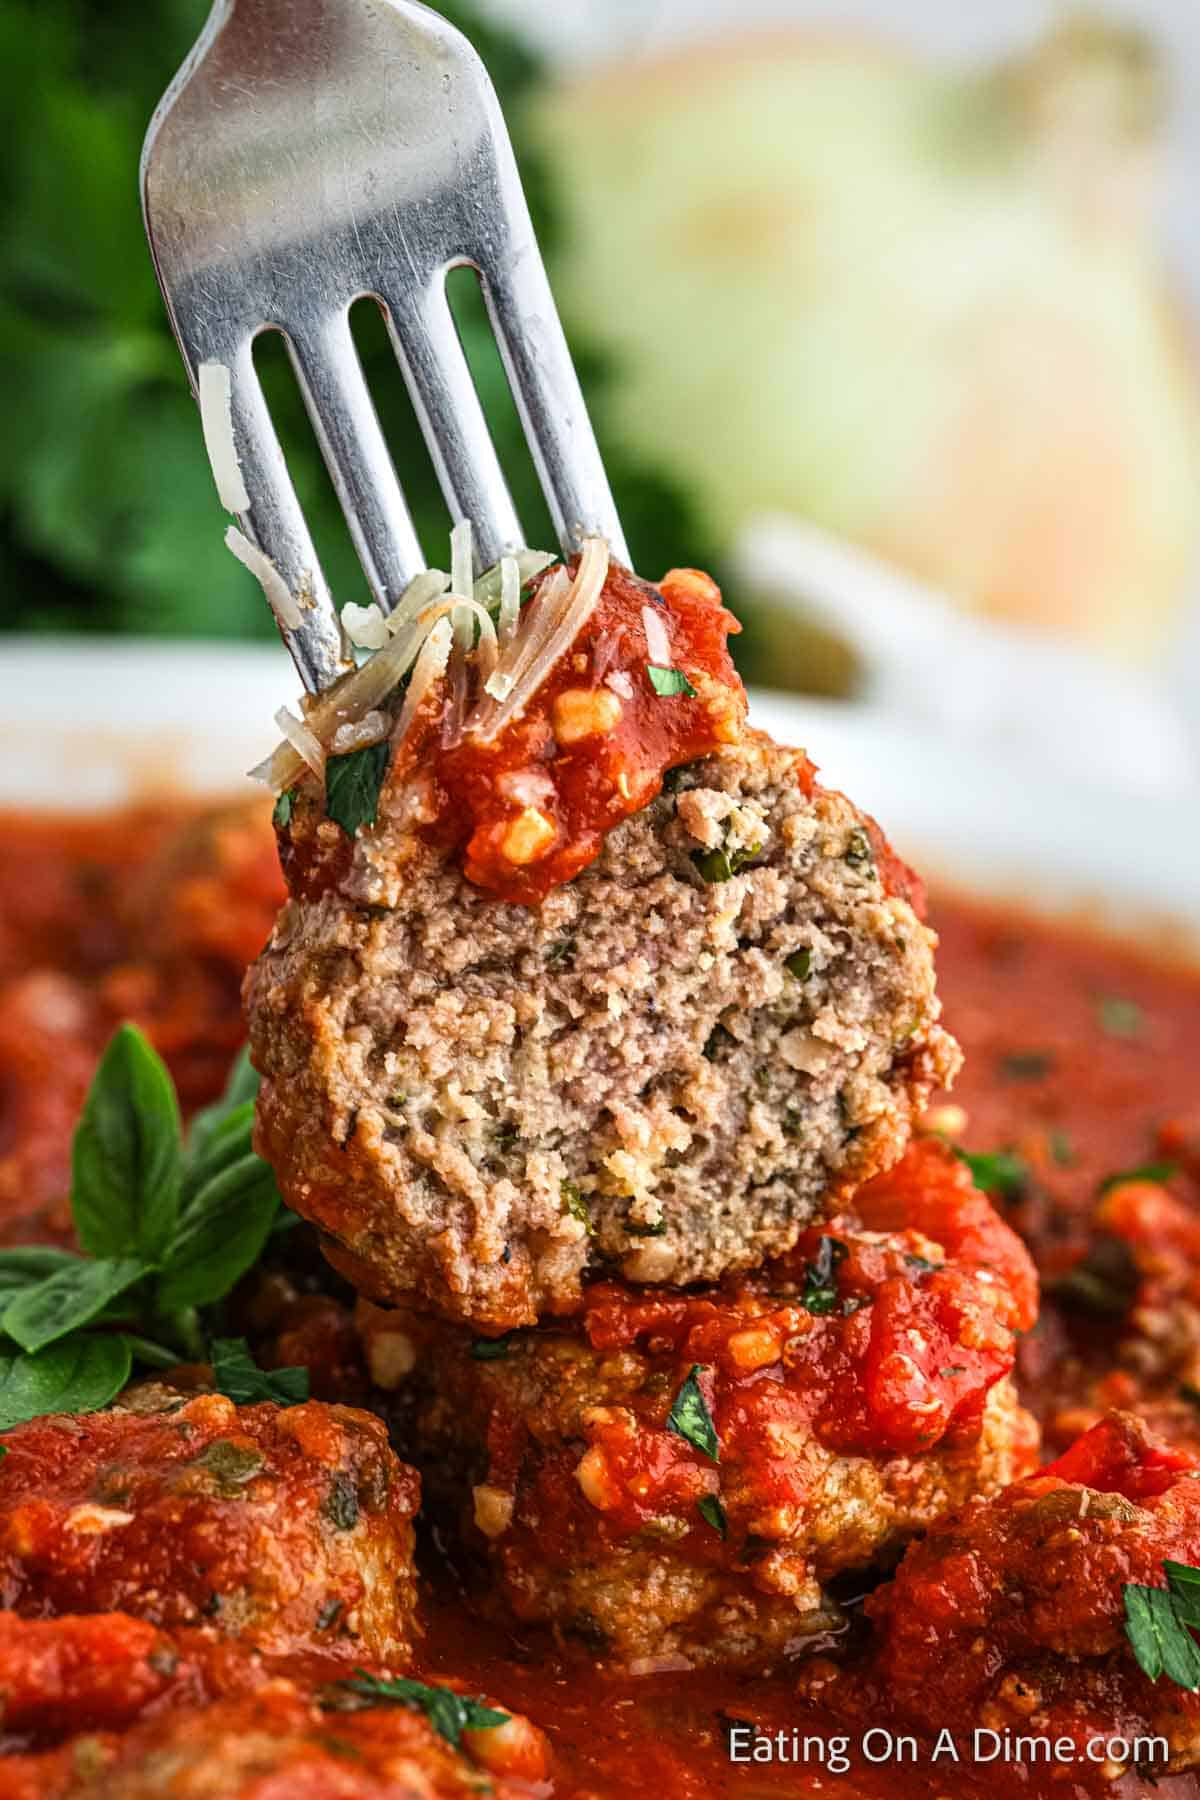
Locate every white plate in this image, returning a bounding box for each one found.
[2,636,1197,942]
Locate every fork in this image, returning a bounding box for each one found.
[141,0,627,694]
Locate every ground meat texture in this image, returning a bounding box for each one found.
[861,1411,1200,1776]
[361,1142,1035,1668]
[247,731,959,1331]
[0,1394,418,1661]
[2,1677,549,1800]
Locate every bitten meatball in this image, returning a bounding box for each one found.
[0,1393,418,1660]
[248,725,959,1331]
[862,1411,1200,1776]
[361,1141,1035,1667]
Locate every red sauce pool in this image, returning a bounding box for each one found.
[1,805,1199,1797]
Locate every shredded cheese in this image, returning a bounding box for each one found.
[198,362,250,513]
[225,526,302,631]
[641,603,672,670]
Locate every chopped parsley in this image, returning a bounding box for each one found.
[1124,1563,1200,1688]
[957,1147,1029,1200]
[1097,994,1144,1040]
[625,1217,668,1237]
[998,1050,1056,1082]
[647,664,697,698]
[332,1671,509,1748]
[560,1179,595,1235]
[843,828,873,870]
[324,739,389,837]
[470,1336,512,1361]
[272,789,295,829]
[666,1364,720,1462]
[697,1493,728,1539]
[784,948,812,980]
[544,937,576,966]
[800,1236,848,1315]
[691,841,762,883]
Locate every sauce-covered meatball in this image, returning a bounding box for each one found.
[360,1140,1035,1667]
[0,1393,418,1661]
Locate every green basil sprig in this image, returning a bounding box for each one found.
[0,1026,288,1433]
[211,1337,309,1407]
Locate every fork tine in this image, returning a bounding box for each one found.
[288,310,427,614]
[481,251,630,568]
[224,337,349,693]
[382,274,523,572]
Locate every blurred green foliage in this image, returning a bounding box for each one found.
[0,0,710,640]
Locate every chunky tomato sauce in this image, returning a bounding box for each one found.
[1,804,1199,1796]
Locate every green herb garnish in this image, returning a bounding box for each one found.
[691,842,762,883]
[1097,995,1144,1040]
[647,665,697,698]
[324,740,390,837]
[957,1148,1028,1199]
[0,1030,287,1431]
[998,1050,1055,1082]
[666,1364,720,1462]
[333,1671,509,1748]
[625,1218,668,1237]
[272,789,295,829]
[560,1179,595,1235]
[211,1337,309,1407]
[785,948,812,980]
[470,1337,512,1361]
[1099,1162,1177,1194]
[1125,1563,1200,1688]
[697,1493,727,1538]
[801,1236,848,1315]
[1046,1236,1139,1317]
[843,828,873,870]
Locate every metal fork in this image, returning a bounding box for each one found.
[141,0,627,694]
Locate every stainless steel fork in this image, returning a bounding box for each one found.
[141,0,627,693]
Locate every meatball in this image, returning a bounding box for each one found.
[862,1411,1200,1776]
[0,1393,418,1660]
[2,1657,549,1799]
[248,726,959,1331]
[361,1141,1036,1667]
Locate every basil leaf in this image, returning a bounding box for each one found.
[0,1247,83,1309]
[3,1257,148,1354]
[325,741,389,837]
[71,1025,182,1262]
[1124,1580,1200,1690]
[647,664,697,698]
[0,1334,132,1431]
[210,1337,309,1407]
[186,1045,259,1168]
[183,1100,259,1197]
[334,1671,509,1748]
[666,1364,720,1462]
[697,1493,727,1538]
[157,1154,281,1313]
[957,1148,1028,1199]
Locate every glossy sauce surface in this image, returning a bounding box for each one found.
[1,808,1199,1795]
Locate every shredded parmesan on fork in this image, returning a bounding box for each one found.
[249,529,602,795]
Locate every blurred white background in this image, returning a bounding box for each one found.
[485,0,1200,729]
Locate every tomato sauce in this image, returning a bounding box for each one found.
[1,803,1200,1795]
